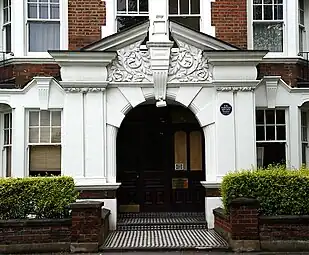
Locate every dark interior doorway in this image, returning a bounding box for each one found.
[116,104,205,213]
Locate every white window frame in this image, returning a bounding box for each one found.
[256,108,289,167]
[26,0,61,55]
[1,111,12,177]
[251,0,284,53]
[2,0,11,53]
[248,0,287,57]
[26,109,62,176]
[299,0,305,53]
[301,110,309,166]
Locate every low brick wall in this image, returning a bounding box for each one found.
[0,201,110,254]
[260,215,309,251]
[0,219,71,253]
[213,198,309,252]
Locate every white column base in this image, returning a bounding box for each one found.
[206,197,223,229]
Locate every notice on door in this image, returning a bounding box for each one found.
[172,178,189,189]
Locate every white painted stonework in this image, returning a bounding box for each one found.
[1,19,309,230]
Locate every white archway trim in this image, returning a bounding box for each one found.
[118,86,146,108]
[175,86,202,107]
[142,88,155,100]
[196,103,215,127]
[107,124,118,183]
[166,88,179,101]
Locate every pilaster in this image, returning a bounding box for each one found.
[107,124,118,183]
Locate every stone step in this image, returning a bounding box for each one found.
[101,229,229,251]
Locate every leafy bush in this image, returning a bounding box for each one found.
[221,165,309,215]
[0,176,79,220]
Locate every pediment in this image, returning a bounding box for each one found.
[82,20,239,53]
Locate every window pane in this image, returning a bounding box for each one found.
[253,23,283,52]
[51,127,61,143]
[264,5,273,20]
[50,4,59,19]
[302,112,307,125]
[266,126,275,140]
[51,111,61,126]
[128,0,137,12]
[40,127,50,143]
[266,110,275,124]
[191,0,200,14]
[29,127,39,143]
[277,126,286,140]
[4,8,9,23]
[29,21,60,52]
[302,127,307,142]
[40,110,50,126]
[274,5,283,20]
[254,0,262,3]
[174,131,187,170]
[28,3,37,18]
[169,0,178,14]
[190,131,202,171]
[139,0,148,12]
[253,5,262,20]
[4,130,9,145]
[39,3,48,19]
[117,16,148,31]
[256,110,264,124]
[180,0,189,14]
[117,0,126,11]
[264,0,272,4]
[4,114,9,129]
[29,111,39,126]
[169,17,200,31]
[302,143,307,165]
[256,126,265,140]
[5,24,11,52]
[276,110,285,124]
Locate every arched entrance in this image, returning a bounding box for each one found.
[116,103,205,213]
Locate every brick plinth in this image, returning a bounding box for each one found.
[211,0,247,49]
[68,0,106,50]
[70,201,105,253]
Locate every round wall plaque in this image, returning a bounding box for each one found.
[220,103,232,116]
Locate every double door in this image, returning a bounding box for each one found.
[117,106,205,212]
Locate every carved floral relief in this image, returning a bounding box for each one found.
[107,41,153,82]
[168,41,212,82]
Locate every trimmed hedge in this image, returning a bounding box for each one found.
[0,176,79,220]
[221,165,309,216]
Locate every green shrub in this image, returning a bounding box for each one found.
[221,165,309,216]
[0,176,79,220]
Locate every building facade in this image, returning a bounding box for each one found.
[0,0,309,229]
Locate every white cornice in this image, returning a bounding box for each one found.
[206,51,267,65]
[60,81,109,88]
[261,56,304,64]
[0,57,56,66]
[212,80,259,87]
[83,21,150,52]
[48,51,117,67]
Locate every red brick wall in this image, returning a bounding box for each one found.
[68,0,106,50]
[258,63,301,87]
[0,63,60,88]
[0,219,71,245]
[211,0,247,49]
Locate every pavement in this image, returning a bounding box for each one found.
[17,252,309,255]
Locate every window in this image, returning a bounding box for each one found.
[3,112,12,177]
[253,0,284,52]
[27,0,60,52]
[3,0,11,52]
[256,109,286,167]
[28,110,61,176]
[116,0,149,32]
[301,111,308,166]
[299,0,305,52]
[169,0,200,31]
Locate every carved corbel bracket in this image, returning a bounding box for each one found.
[34,77,53,110]
[264,76,281,109]
[147,41,174,107]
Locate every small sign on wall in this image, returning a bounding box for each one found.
[220,103,232,116]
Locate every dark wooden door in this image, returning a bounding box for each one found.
[170,125,205,212]
[117,105,205,213]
